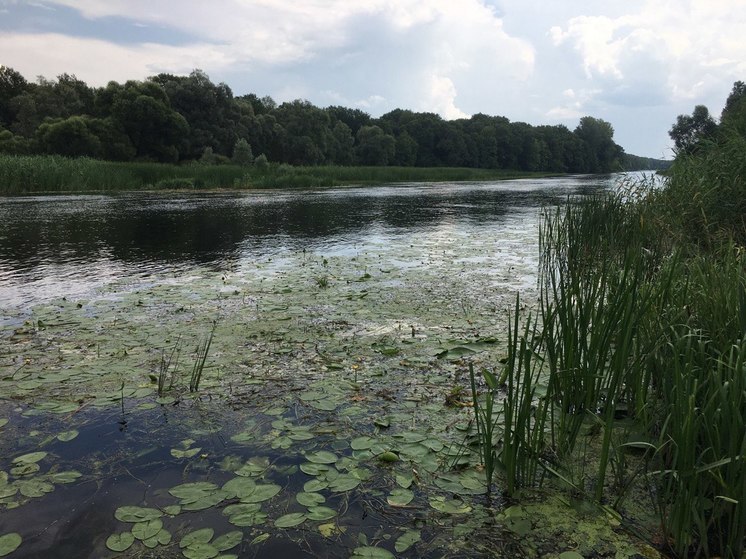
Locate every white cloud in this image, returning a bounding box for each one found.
[423,75,469,120]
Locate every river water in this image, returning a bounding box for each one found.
[0,174,641,559]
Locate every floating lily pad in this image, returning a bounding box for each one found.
[115,506,163,523]
[56,430,79,442]
[171,447,201,459]
[16,479,54,498]
[182,542,219,559]
[132,518,163,540]
[180,528,215,548]
[296,492,325,507]
[47,470,82,484]
[351,546,395,559]
[395,530,421,553]
[240,483,281,503]
[222,477,256,499]
[0,419,8,429]
[275,512,307,528]
[350,436,375,450]
[305,451,338,465]
[306,506,337,521]
[328,475,360,492]
[105,532,134,553]
[429,496,472,514]
[387,488,414,507]
[303,480,328,492]
[12,452,47,465]
[212,531,242,552]
[143,528,171,548]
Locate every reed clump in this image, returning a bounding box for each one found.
[471,131,746,557]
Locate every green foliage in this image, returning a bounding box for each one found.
[0,65,631,173]
[231,137,253,166]
[669,105,717,155]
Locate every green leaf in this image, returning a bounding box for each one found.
[240,483,281,503]
[132,518,163,540]
[275,512,307,528]
[212,531,242,552]
[105,532,134,552]
[180,528,214,548]
[559,552,584,559]
[222,477,256,499]
[387,488,414,507]
[395,530,421,553]
[56,430,79,442]
[12,452,47,465]
[306,506,337,521]
[182,542,219,559]
[47,470,82,484]
[350,436,375,450]
[296,492,325,507]
[305,451,338,465]
[0,533,22,557]
[351,546,395,559]
[0,419,8,429]
[328,475,360,492]
[171,447,201,459]
[115,506,163,523]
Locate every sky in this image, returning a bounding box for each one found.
[1,0,745,159]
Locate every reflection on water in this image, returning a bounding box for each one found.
[0,175,622,309]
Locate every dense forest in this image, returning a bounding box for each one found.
[0,66,665,173]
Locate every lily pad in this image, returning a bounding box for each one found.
[47,470,82,484]
[350,436,375,450]
[132,518,163,540]
[240,483,281,503]
[180,528,215,548]
[182,542,219,559]
[395,530,421,553]
[115,506,163,523]
[12,452,47,465]
[275,512,307,528]
[296,492,325,507]
[387,488,414,507]
[328,475,360,492]
[212,531,243,552]
[56,430,79,442]
[305,451,338,465]
[105,532,134,553]
[351,546,395,559]
[306,506,337,521]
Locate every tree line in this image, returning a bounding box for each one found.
[0,66,642,172]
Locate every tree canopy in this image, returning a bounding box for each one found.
[0,65,639,172]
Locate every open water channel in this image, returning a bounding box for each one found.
[0,175,647,559]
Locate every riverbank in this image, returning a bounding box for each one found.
[0,154,561,195]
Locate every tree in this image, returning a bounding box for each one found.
[0,66,29,126]
[669,105,717,155]
[354,125,395,165]
[232,138,254,166]
[720,81,746,136]
[574,116,623,172]
[200,146,216,165]
[37,116,102,157]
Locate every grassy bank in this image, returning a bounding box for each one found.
[0,154,558,195]
[469,131,746,557]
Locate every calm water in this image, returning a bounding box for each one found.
[0,175,623,310]
[0,174,637,558]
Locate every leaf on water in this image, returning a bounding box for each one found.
[0,419,8,429]
[387,488,414,507]
[16,479,54,498]
[212,531,243,552]
[303,480,328,492]
[162,505,181,516]
[395,474,413,489]
[350,436,375,451]
[132,518,163,540]
[328,475,360,492]
[240,483,281,503]
[395,530,421,553]
[169,482,218,501]
[12,452,47,465]
[114,506,163,523]
[10,463,40,477]
[105,532,134,553]
[306,506,337,521]
[318,522,346,538]
[428,496,471,515]
[296,492,325,507]
[351,546,395,559]
[274,512,307,528]
[180,528,215,548]
[559,552,584,559]
[170,447,201,459]
[182,542,219,559]
[305,451,338,465]
[249,533,270,545]
[222,477,256,499]
[47,470,82,484]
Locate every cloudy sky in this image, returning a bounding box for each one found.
[1,0,745,158]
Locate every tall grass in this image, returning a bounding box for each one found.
[0,154,557,194]
[471,135,746,555]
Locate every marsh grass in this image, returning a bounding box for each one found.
[471,149,746,555]
[189,324,215,393]
[0,154,556,194]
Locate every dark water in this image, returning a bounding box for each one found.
[0,176,620,309]
[0,175,634,558]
